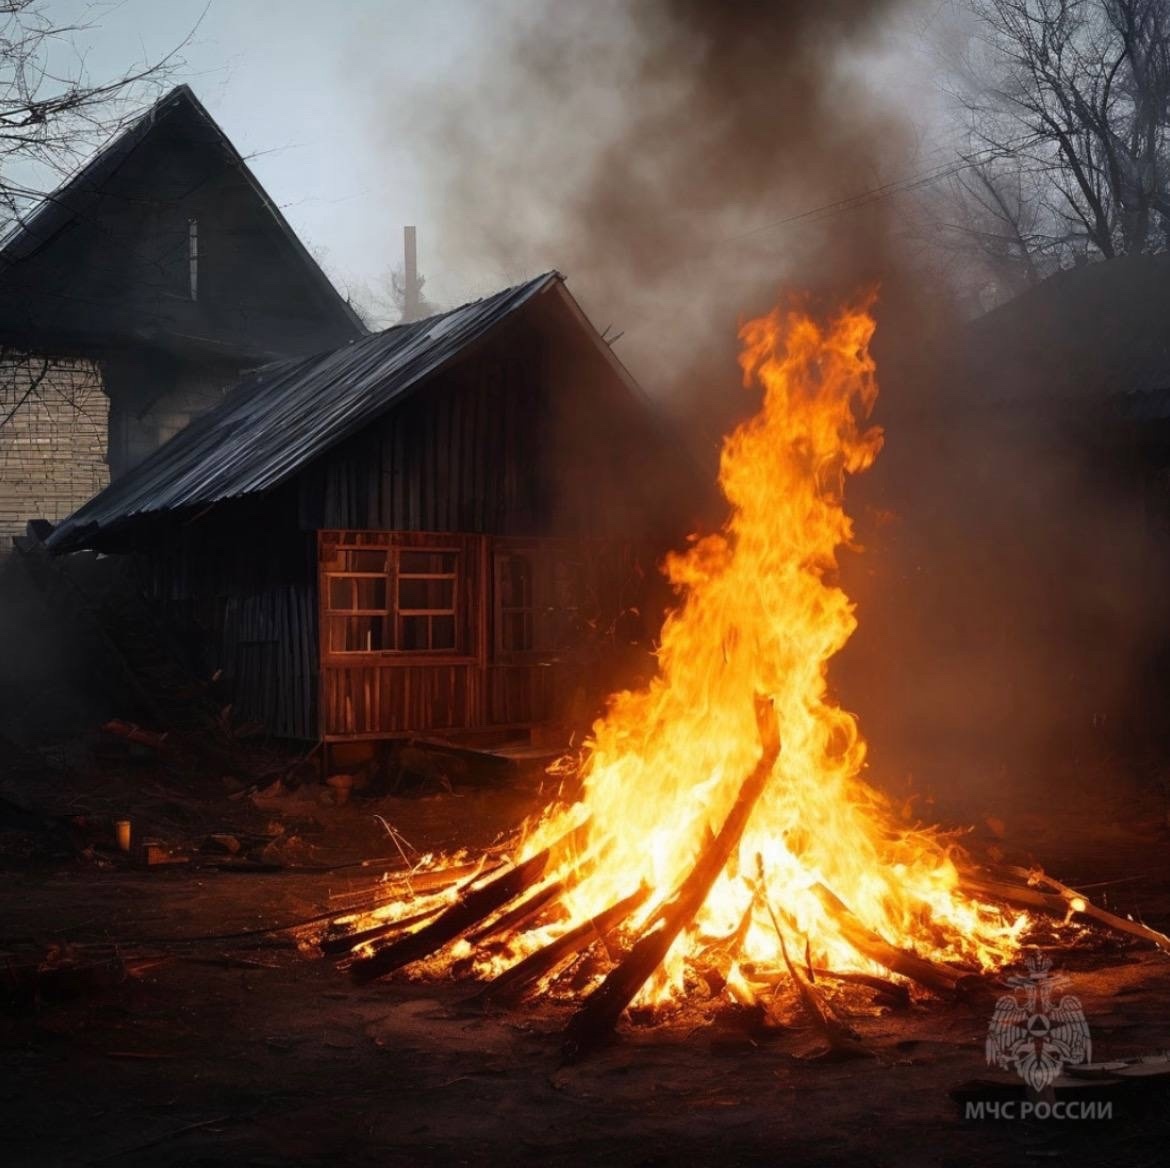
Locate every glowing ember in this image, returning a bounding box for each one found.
[339,298,1029,1006]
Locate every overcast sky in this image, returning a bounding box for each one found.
[36,1,959,347]
[41,0,522,311]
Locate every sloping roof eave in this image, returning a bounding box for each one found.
[45,272,565,553]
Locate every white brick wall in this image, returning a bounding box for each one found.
[0,356,109,549]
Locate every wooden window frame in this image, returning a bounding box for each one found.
[394,549,459,652]
[321,536,467,659]
[493,543,588,662]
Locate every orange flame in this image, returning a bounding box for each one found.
[512,297,1025,1000]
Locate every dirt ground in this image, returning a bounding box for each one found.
[2,736,1169,1167]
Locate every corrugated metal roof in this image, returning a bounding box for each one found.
[962,254,1170,405]
[46,272,562,552]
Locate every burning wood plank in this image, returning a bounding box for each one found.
[348,820,590,983]
[811,883,980,996]
[961,869,1170,954]
[473,885,651,1008]
[561,695,780,1060]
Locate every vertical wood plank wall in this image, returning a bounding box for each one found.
[318,529,641,740]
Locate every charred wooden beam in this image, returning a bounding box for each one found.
[467,879,568,946]
[467,852,601,947]
[348,820,590,984]
[320,860,505,955]
[320,903,447,956]
[757,853,871,1059]
[474,885,651,1008]
[810,968,911,1008]
[562,696,780,1061]
[961,871,1170,954]
[811,883,979,996]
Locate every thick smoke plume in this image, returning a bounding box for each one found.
[394,0,929,432]
[376,1,1170,806]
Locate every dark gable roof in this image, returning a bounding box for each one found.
[963,253,1170,408]
[46,273,577,552]
[0,83,364,338]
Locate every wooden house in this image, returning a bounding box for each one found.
[0,84,363,548]
[45,273,701,750]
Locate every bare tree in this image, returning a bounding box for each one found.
[0,0,183,226]
[942,0,1170,298]
[345,266,441,331]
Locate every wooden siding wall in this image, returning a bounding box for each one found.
[297,306,698,547]
[298,334,549,536]
[317,529,651,740]
[138,489,318,739]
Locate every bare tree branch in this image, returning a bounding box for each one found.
[939,0,1170,301]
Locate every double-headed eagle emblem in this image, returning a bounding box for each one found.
[986,950,1091,1091]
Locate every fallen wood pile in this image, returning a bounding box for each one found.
[317,697,1107,1058]
[304,699,1170,1060]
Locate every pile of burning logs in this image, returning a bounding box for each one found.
[313,698,1170,1061]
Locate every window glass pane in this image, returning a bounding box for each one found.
[350,616,386,651]
[398,577,454,612]
[430,615,456,651]
[399,550,457,575]
[328,615,389,652]
[503,611,532,652]
[355,577,387,611]
[328,577,353,610]
[500,555,532,607]
[346,550,387,572]
[399,615,429,651]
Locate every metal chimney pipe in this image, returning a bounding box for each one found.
[403,225,419,322]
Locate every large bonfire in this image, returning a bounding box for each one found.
[328,299,1038,1045]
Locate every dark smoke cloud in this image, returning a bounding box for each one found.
[391,0,930,438]
[371,1,1169,808]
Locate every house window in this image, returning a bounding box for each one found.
[396,550,458,651]
[496,553,534,652]
[494,549,585,655]
[324,544,460,654]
